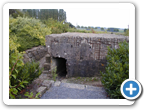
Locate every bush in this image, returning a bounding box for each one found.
[43,18,69,34]
[101,41,129,99]
[9,59,43,99]
[124,29,129,36]
[9,32,43,99]
[9,48,43,99]
[9,16,51,52]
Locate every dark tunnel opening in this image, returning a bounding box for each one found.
[53,57,67,77]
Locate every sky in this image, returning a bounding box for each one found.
[64,8,130,29]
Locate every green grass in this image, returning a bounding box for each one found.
[68,28,126,35]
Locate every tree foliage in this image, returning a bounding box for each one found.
[44,18,69,34]
[124,29,129,36]
[9,9,24,18]
[9,30,43,99]
[101,41,129,99]
[9,16,51,52]
[21,9,66,22]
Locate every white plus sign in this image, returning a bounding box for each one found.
[126,83,137,95]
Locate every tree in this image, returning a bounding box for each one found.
[53,9,58,20]
[12,9,66,23]
[124,29,128,32]
[101,27,104,31]
[35,9,39,19]
[58,9,66,22]
[66,22,75,28]
[88,26,91,29]
[77,25,80,28]
[27,9,32,17]
[81,26,84,28]
[9,9,24,18]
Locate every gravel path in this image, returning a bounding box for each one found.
[40,82,109,99]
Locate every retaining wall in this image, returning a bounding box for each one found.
[23,46,48,63]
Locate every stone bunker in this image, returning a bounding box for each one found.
[44,33,129,77]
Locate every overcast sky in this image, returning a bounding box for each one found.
[11,3,131,29]
[64,8,129,29]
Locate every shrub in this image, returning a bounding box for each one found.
[124,29,129,36]
[44,18,69,34]
[101,41,129,99]
[9,48,43,99]
[9,16,51,52]
[9,32,43,99]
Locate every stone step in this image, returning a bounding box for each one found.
[44,63,51,71]
[42,80,54,89]
[42,71,52,78]
[45,54,51,63]
[42,70,49,74]
[36,86,47,97]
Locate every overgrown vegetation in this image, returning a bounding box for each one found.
[9,51,43,99]
[124,29,129,36]
[101,41,129,99]
[52,67,57,82]
[43,18,69,34]
[9,16,51,52]
[9,19,43,99]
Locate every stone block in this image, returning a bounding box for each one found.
[32,50,38,56]
[42,80,53,89]
[46,54,51,63]
[27,52,33,58]
[39,74,48,80]
[42,70,50,74]
[39,53,43,58]
[37,49,41,54]
[54,81,61,87]
[44,63,51,70]
[44,47,48,52]
[23,54,29,59]
[31,57,36,61]
[23,58,31,63]
[35,55,40,60]
[36,86,47,97]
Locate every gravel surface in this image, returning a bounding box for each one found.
[41,82,109,99]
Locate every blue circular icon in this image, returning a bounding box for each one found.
[123,81,139,97]
[121,79,142,100]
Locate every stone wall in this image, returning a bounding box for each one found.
[23,46,48,63]
[45,32,129,77]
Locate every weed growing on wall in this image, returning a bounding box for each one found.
[101,41,129,99]
[52,67,57,82]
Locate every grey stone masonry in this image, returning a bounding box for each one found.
[45,32,129,77]
[23,46,48,63]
